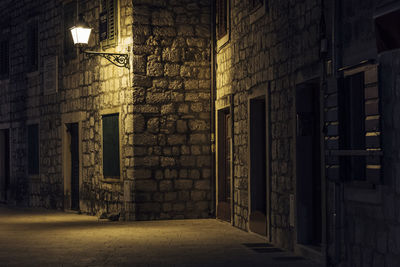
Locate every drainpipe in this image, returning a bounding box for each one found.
[332,0,343,265]
[319,0,328,265]
[210,1,216,217]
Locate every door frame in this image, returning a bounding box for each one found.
[61,112,84,211]
[216,101,233,223]
[294,78,326,262]
[247,85,271,241]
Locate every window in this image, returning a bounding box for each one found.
[216,0,228,41]
[102,113,120,178]
[63,1,77,61]
[339,65,381,183]
[28,124,39,175]
[216,0,230,48]
[100,0,118,47]
[0,39,9,78]
[27,19,39,72]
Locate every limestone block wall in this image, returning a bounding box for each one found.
[61,0,134,215]
[215,0,322,250]
[131,0,212,220]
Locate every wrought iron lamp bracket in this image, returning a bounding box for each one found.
[81,49,130,69]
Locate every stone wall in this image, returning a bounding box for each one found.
[215,0,322,250]
[131,0,212,220]
[0,0,134,214]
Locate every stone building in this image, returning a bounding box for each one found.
[1,0,400,266]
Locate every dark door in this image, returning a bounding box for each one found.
[217,110,231,222]
[69,123,79,211]
[249,98,267,236]
[0,129,10,203]
[296,81,322,248]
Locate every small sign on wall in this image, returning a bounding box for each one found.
[43,56,58,95]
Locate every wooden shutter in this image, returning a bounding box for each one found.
[28,124,39,175]
[101,0,118,47]
[335,64,381,183]
[363,66,381,184]
[102,114,120,178]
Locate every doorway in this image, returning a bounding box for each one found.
[217,109,232,222]
[0,129,10,203]
[296,80,322,248]
[67,123,79,211]
[249,97,267,236]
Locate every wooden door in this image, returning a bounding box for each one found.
[217,110,231,222]
[69,123,79,211]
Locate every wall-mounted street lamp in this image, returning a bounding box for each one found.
[70,15,129,69]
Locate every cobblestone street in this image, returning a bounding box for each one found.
[0,205,321,267]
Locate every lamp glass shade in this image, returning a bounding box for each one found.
[70,26,92,45]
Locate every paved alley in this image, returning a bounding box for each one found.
[0,205,321,267]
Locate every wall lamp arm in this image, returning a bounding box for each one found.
[80,49,130,69]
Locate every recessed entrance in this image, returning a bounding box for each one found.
[296,80,322,248]
[249,97,267,236]
[217,109,232,222]
[0,129,10,203]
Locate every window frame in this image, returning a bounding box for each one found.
[100,108,122,182]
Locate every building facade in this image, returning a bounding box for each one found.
[1,0,400,266]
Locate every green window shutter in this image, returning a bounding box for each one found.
[28,124,39,175]
[102,114,120,178]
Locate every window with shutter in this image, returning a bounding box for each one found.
[0,39,9,78]
[100,0,118,48]
[338,64,381,184]
[102,113,120,179]
[63,1,77,61]
[27,19,39,72]
[28,124,39,175]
